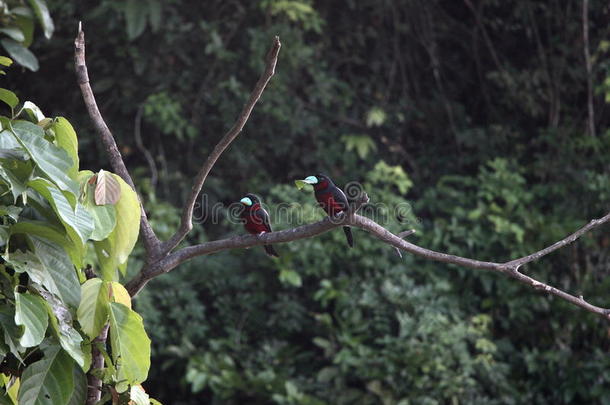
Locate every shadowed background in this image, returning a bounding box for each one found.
[7,1,610,403]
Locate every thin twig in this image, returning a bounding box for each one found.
[134,105,158,190]
[74,23,160,256]
[582,0,595,137]
[160,36,282,256]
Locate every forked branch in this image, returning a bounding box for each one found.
[74,23,160,256]
[160,36,282,256]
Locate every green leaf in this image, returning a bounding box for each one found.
[0,39,38,71]
[14,292,48,348]
[0,57,12,67]
[0,89,18,110]
[50,118,78,178]
[108,303,151,392]
[27,0,54,39]
[94,174,140,281]
[125,0,148,40]
[0,164,28,204]
[20,101,45,124]
[279,269,302,287]
[28,178,94,246]
[148,0,162,32]
[79,172,117,241]
[10,221,83,268]
[18,344,74,405]
[77,279,110,340]
[0,28,25,43]
[14,14,34,48]
[0,306,24,361]
[66,365,86,405]
[27,236,81,309]
[94,170,121,205]
[41,290,86,370]
[11,121,78,196]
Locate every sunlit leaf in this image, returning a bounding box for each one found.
[28,178,94,246]
[11,121,78,197]
[94,174,140,281]
[77,278,109,340]
[50,117,78,179]
[0,89,18,109]
[108,303,151,392]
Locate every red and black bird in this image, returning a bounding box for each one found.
[302,174,354,247]
[239,193,279,257]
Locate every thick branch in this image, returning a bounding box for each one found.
[127,201,610,319]
[74,24,160,256]
[161,36,282,256]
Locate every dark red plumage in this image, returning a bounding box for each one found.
[309,174,354,247]
[240,194,279,257]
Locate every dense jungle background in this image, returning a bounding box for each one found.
[4,0,610,403]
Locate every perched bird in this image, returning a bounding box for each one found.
[239,193,279,257]
[301,174,353,247]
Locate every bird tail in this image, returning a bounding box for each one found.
[264,244,280,257]
[343,226,354,248]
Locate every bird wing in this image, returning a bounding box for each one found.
[253,207,273,232]
[331,186,350,211]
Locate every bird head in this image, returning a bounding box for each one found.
[240,193,261,207]
[302,174,332,189]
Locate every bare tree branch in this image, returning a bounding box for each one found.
[127,192,610,319]
[160,36,282,256]
[74,23,160,256]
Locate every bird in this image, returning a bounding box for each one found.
[239,193,279,257]
[301,174,353,247]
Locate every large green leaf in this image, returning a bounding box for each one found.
[125,0,148,40]
[17,344,74,405]
[26,0,54,39]
[50,118,78,179]
[0,306,24,361]
[94,174,140,280]
[0,39,38,71]
[27,236,80,309]
[11,121,78,197]
[108,303,150,392]
[14,292,48,348]
[10,221,83,268]
[0,27,25,42]
[0,89,18,110]
[66,365,86,405]
[77,278,109,340]
[28,178,93,246]
[40,290,86,370]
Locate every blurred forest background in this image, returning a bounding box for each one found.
[4,0,610,403]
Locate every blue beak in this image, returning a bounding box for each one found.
[303,175,318,184]
[240,197,253,206]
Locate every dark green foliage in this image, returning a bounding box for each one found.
[8,0,610,403]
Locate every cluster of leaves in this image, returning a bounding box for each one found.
[0,0,54,71]
[0,63,156,404]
